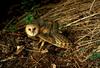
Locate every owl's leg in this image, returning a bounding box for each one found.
[39,40,45,51]
[38,40,49,53]
[35,39,42,46]
[35,39,44,50]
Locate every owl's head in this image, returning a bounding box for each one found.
[25,24,39,37]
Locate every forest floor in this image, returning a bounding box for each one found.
[0,0,100,68]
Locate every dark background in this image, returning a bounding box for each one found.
[0,0,60,22]
[0,0,60,30]
[0,0,20,22]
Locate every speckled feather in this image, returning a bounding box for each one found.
[25,21,70,49]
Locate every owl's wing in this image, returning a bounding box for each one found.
[38,33,70,49]
[52,33,70,49]
[38,33,56,45]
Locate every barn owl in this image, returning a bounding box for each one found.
[25,22,70,49]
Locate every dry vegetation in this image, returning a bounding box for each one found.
[0,0,100,68]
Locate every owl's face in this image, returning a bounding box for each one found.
[25,24,39,37]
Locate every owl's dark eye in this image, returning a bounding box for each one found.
[28,28,31,31]
[33,28,36,31]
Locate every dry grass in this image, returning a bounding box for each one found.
[0,0,100,68]
[40,0,100,67]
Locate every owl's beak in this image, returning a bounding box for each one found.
[32,29,35,33]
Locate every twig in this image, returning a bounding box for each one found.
[75,22,100,44]
[73,57,80,68]
[78,41,94,47]
[40,1,69,19]
[0,44,7,47]
[32,54,46,67]
[51,63,56,68]
[89,0,96,13]
[0,55,16,62]
[3,18,15,30]
[62,13,99,28]
[78,48,97,62]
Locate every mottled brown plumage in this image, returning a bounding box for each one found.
[25,22,70,49]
